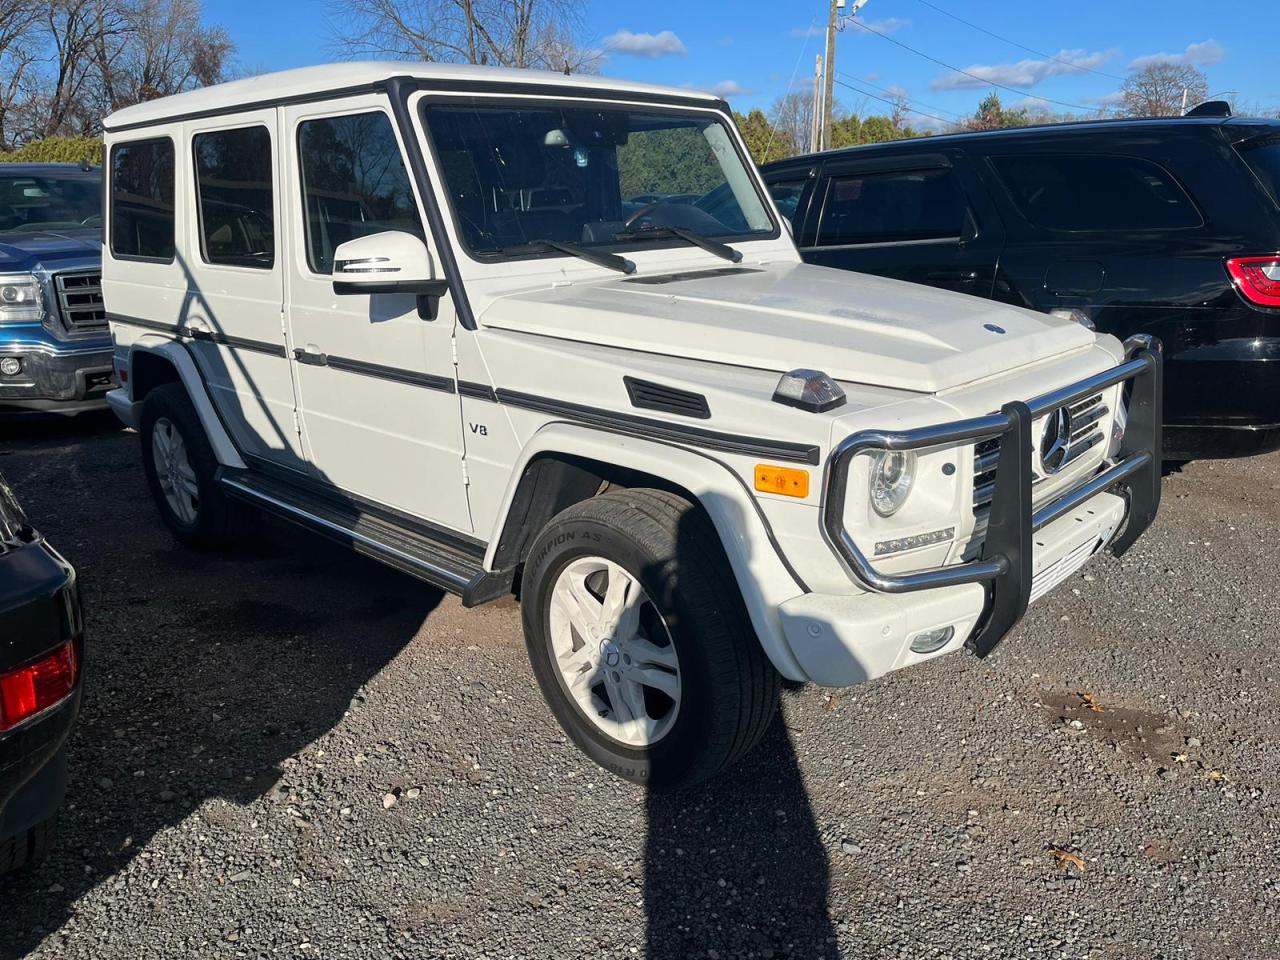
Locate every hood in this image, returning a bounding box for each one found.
[479,261,1095,394]
[0,228,100,270]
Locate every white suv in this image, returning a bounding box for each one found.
[102,63,1162,789]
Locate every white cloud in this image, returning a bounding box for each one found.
[857,17,910,35]
[795,16,909,38]
[1082,90,1126,107]
[601,30,687,59]
[685,80,754,98]
[1128,39,1225,71]
[930,48,1117,91]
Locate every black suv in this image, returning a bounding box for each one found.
[0,472,82,875]
[762,115,1280,459]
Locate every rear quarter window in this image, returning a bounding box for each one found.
[991,154,1202,232]
[1237,134,1280,208]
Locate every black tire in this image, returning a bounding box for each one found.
[521,488,780,790]
[0,815,57,876]
[139,383,238,547]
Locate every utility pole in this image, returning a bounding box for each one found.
[821,0,838,151]
[1181,87,1189,114]
[811,54,823,153]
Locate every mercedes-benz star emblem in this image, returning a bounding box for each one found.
[1039,407,1072,474]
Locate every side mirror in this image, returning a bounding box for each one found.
[332,231,448,297]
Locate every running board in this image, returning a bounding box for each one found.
[219,470,512,605]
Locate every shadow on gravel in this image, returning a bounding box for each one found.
[0,426,443,957]
[0,409,123,445]
[644,714,837,959]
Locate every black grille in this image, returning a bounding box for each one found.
[623,377,711,419]
[55,271,106,329]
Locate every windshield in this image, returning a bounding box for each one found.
[422,102,776,258]
[0,171,100,233]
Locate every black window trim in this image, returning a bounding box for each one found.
[294,106,428,279]
[811,163,975,250]
[414,92,782,267]
[108,134,178,265]
[191,122,277,271]
[984,151,1205,235]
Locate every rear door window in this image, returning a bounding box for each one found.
[1237,134,1280,208]
[194,126,274,269]
[110,137,175,261]
[815,167,967,246]
[991,154,1201,231]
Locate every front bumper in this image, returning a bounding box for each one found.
[0,539,83,842]
[804,336,1162,676]
[0,329,114,414]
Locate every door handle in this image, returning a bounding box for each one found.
[293,347,328,366]
[928,270,979,284]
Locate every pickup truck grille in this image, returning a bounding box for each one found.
[973,392,1108,517]
[54,270,106,329]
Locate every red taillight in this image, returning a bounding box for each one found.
[0,641,79,733]
[1226,256,1280,307]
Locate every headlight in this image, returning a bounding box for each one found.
[0,274,43,324]
[868,450,916,517]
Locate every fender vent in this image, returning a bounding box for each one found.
[623,377,711,419]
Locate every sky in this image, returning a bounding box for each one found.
[203,0,1276,129]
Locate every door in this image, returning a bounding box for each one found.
[799,154,1003,299]
[281,96,471,533]
[181,114,303,468]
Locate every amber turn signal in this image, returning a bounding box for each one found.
[754,464,809,498]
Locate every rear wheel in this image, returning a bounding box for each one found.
[521,489,780,789]
[140,384,238,546]
[0,815,57,877]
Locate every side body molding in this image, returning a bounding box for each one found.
[125,336,247,470]
[484,422,809,680]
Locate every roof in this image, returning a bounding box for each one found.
[104,61,723,132]
[763,114,1280,169]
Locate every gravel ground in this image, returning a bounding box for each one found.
[2,415,1279,960]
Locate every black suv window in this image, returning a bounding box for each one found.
[1237,134,1280,208]
[194,126,274,269]
[297,111,425,274]
[767,179,807,224]
[816,167,966,246]
[992,154,1201,232]
[111,137,175,261]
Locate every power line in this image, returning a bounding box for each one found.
[911,0,1126,83]
[846,17,1096,112]
[835,70,968,120]
[832,77,954,127]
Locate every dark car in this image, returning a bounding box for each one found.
[0,472,82,875]
[761,114,1280,459]
[0,163,111,416]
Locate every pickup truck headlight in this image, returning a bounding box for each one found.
[0,274,43,324]
[868,450,916,517]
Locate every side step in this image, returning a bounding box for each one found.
[219,470,512,605]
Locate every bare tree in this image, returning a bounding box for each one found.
[330,0,594,71]
[1121,61,1209,118]
[770,90,815,155]
[0,1,41,149]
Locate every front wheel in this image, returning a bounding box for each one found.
[521,489,780,790]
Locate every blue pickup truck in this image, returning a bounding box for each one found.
[0,163,111,415]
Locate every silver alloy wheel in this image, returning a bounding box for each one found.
[548,556,681,747]
[151,416,199,526]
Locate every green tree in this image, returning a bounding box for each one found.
[733,109,793,164]
[0,135,102,165]
[859,115,899,144]
[829,114,861,149]
[968,93,1031,131]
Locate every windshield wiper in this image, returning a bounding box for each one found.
[503,238,635,275]
[614,225,743,264]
